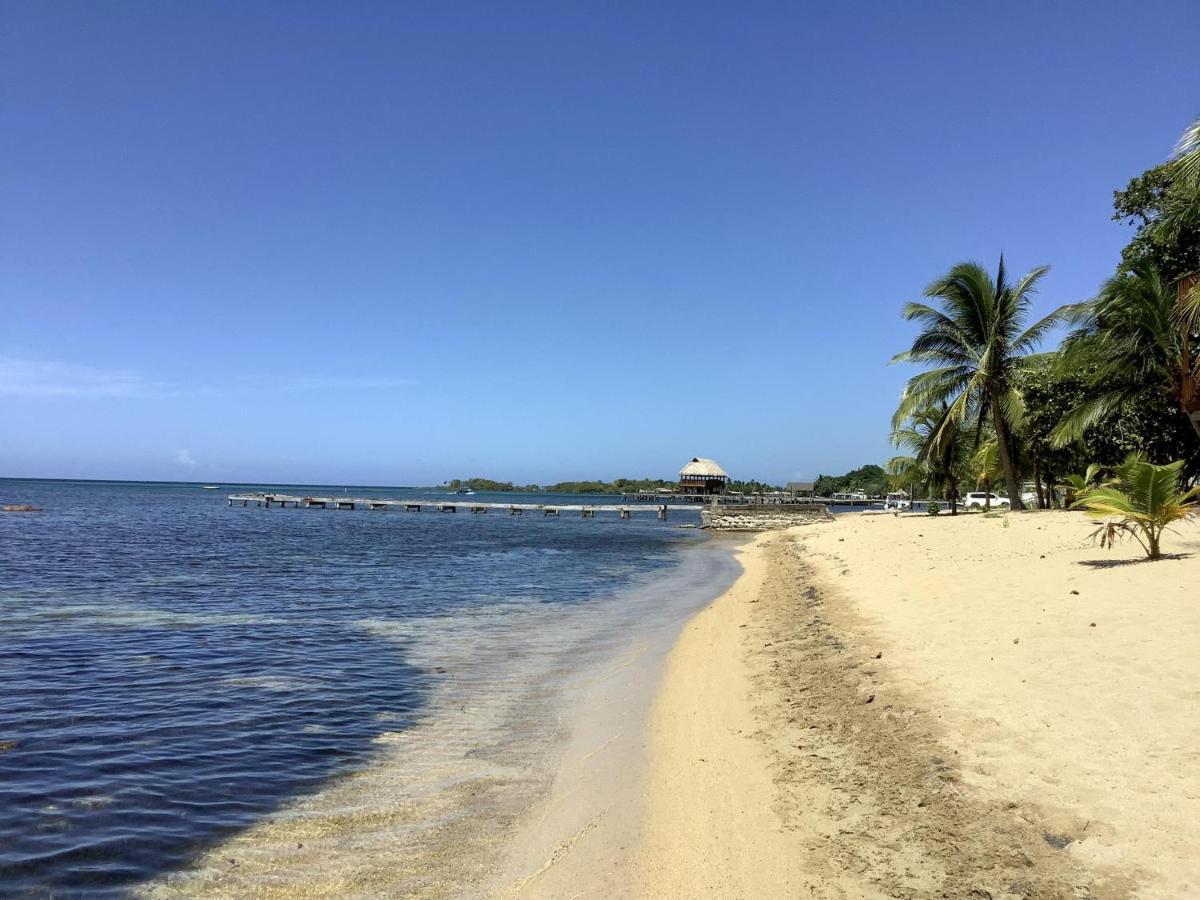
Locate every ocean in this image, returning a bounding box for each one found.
[0,479,739,897]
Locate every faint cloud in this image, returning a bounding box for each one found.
[0,354,416,399]
[0,355,180,399]
[241,374,419,392]
[175,449,197,468]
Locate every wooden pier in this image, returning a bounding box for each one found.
[226,493,685,520]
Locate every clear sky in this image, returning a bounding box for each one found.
[2,1,1196,485]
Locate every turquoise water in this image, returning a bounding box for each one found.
[0,479,730,896]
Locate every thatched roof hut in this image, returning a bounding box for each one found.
[678,457,729,495]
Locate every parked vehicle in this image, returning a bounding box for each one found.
[964,491,1010,510]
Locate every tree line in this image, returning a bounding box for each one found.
[889,115,1200,514]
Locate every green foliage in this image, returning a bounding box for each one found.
[1173,115,1200,184]
[892,257,1071,510]
[440,477,785,495]
[968,439,1002,494]
[1020,356,1199,501]
[444,478,524,491]
[1071,454,1200,559]
[543,481,619,494]
[926,501,941,516]
[1053,261,1200,450]
[726,479,783,494]
[1113,164,1200,283]
[1019,362,1092,492]
[890,403,971,512]
[1062,463,1109,507]
[888,117,1200,507]
[814,465,889,498]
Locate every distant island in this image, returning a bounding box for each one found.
[437,466,888,496]
[440,477,681,494]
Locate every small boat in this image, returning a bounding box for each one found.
[831,490,868,502]
[201,485,220,490]
[454,488,475,495]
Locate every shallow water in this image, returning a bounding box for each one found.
[0,480,727,896]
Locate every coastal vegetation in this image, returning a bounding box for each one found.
[1070,454,1200,559]
[813,465,889,498]
[892,258,1069,510]
[890,114,1200,516]
[888,405,969,514]
[440,476,789,495]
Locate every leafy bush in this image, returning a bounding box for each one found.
[926,501,941,516]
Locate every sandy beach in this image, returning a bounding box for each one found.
[629,510,1200,899]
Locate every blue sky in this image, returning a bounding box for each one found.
[2,1,1196,485]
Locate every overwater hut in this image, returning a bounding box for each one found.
[678,457,729,496]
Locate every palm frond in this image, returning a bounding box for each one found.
[1072,454,1200,559]
[1049,390,1136,447]
[1171,114,1200,184]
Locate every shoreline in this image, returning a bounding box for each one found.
[630,512,1199,898]
[131,510,1199,898]
[484,533,749,898]
[136,534,742,899]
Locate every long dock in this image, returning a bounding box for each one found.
[226,493,689,519]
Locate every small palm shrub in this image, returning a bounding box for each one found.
[1061,463,1108,507]
[926,501,941,516]
[1071,455,1200,559]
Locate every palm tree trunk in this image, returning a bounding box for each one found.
[1179,398,1200,441]
[991,402,1026,510]
[1033,452,1046,509]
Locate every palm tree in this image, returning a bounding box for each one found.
[1053,260,1200,444]
[1165,115,1200,326]
[889,403,970,514]
[1174,115,1200,175]
[1071,454,1199,560]
[893,257,1069,510]
[968,439,1003,509]
[1061,463,1107,507]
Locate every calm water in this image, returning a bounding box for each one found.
[0,480,721,897]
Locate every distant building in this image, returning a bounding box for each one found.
[679,457,729,496]
[787,481,815,497]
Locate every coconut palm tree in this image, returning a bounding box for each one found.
[968,439,1003,509]
[893,257,1070,510]
[889,403,970,514]
[1171,114,1200,187]
[1053,260,1200,444]
[1061,463,1108,507]
[1165,115,1200,325]
[1071,454,1200,560]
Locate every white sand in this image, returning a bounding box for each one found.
[799,511,1200,897]
[632,510,1199,898]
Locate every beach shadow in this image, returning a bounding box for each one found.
[1077,552,1192,569]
